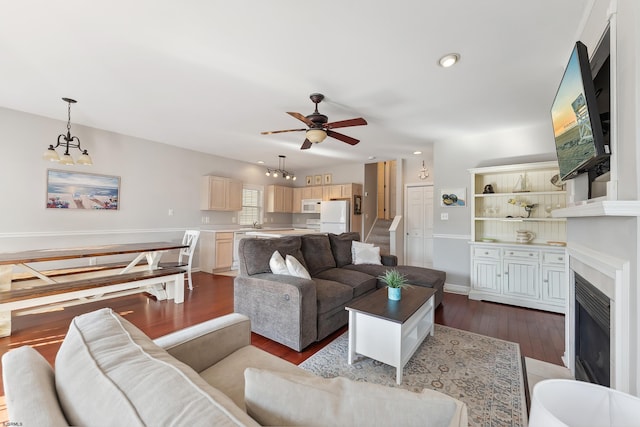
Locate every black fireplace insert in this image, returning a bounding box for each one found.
[574,273,610,387]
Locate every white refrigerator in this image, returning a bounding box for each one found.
[320,200,350,233]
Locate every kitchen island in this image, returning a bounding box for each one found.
[245,229,324,238]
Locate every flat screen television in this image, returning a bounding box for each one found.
[551,41,609,181]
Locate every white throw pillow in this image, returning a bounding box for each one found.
[285,255,311,279]
[352,241,382,265]
[351,241,374,262]
[269,251,289,275]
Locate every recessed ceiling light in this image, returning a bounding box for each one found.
[257,160,265,164]
[413,151,422,155]
[368,156,376,160]
[438,53,460,68]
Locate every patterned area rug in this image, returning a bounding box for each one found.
[299,325,527,427]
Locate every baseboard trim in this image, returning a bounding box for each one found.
[444,283,470,295]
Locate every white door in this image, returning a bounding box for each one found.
[405,185,434,267]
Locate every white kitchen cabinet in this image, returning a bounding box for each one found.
[200,176,243,211]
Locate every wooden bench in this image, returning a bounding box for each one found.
[0,266,186,337]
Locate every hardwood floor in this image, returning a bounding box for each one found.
[0,272,565,398]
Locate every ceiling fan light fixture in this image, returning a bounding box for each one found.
[438,53,460,68]
[306,128,328,143]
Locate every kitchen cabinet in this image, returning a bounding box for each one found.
[322,183,362,201]
[200,176,243,211]
[292,188,303,213]
[214,232,234,270]
[199,231,235,273]
[266,185,293,213]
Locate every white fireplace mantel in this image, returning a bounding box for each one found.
[565,243,631,393]
[554,201,640,218]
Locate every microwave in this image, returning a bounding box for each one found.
[301,199,321,213]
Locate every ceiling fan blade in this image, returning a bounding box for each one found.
[327,130,360,145]
[261,128,306,135]
[325,117,367,129]
[287,112,315,127]
[301,139,313,150]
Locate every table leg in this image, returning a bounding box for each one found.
[0,311,10,337]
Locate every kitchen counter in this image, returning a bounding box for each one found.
[245,229,323,238]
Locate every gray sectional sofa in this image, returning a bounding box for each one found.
[234,232,446,351]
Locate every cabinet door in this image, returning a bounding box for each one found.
[301,187,313,200]
[292,188,302,213]
[341,184,352,198]
[227,179,243,211]
[215,239,234,269]
[503,259,539,298]
[311,186,323,199]
[206,176,227,210]
[472,259,502,293]
[542,265,565,305]
[283,187,293,213]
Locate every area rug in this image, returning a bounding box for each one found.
[299,325,527,427]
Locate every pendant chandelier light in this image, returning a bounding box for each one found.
[265,155,296,180]
[43,98,92,165]
[418,160,429,180]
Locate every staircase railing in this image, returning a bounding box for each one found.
[389,215,403,262]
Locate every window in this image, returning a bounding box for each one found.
[237,185,263,226]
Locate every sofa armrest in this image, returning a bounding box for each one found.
[234,273,318,351]
[381,254,398,266]
[153,313,251,373]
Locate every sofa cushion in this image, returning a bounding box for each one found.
[314,268,377,298]
[55,308,259,427]
[2,346,69,427]
[240,236,307,276]
[244,368,465,427]
[199,345,315,411]
[300,234,336,276]
[313,278,353,314]
[328,232,361,267]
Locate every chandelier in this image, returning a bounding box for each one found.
[418,160,429,180]
[265,155,296,180]
[43,98,92,165]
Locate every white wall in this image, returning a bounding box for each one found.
[0,107,294,254]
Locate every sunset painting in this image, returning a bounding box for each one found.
[46,170,120,210]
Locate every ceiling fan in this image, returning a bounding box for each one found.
[261,93,367,150]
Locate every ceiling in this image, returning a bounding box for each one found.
[1,1,591,170]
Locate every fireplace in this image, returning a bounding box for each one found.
[574,273,610,386]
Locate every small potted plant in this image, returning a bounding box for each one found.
[378,269,410,301]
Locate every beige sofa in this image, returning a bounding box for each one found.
[2,308,467,427]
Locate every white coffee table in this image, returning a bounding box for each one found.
[345,286,436,384]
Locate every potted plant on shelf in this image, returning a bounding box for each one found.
[378,269,410,301]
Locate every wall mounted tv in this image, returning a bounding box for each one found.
[551,41,610,182]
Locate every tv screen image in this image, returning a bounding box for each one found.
[551,41,608,181]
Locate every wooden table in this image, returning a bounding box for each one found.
[0,242,189,336]
[346,286,436,384]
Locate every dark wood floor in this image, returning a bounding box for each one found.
[0,272,565,396]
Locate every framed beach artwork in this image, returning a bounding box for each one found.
[314,175,322,185]
[323,173,332,184]
[440,188,466,207]
[46,169,120,210]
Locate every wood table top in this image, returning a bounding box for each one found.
[345,286,436,324]
[0,242,189,265]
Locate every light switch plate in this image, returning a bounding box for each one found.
[441,213,449,220]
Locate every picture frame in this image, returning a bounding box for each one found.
[440,187,466,208]
[46,169,120,210]
[323,173,332,184]
[305,176,313,186]
[314,175,322,185]
[353,194,362,215]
